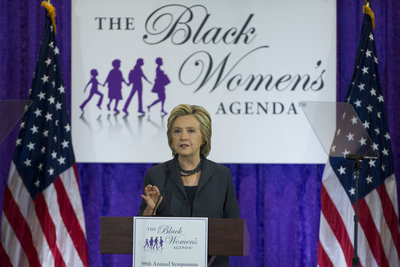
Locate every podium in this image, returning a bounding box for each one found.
[100,216,249,256]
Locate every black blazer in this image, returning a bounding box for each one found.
[138,157,240,267]
[139,157,240,218]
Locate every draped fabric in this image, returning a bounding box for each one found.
[0,1,399,266]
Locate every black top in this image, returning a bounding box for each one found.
[184,186,198,216]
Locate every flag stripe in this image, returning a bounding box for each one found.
[34,193,67,267]
[3,186,41,267]
[43,182,84,267]
[358,198,389,267]
[0,237,14,267]
[6,164,56,266]
[73,164,80,186]
[377,182,400,260]
[54,175,89,266]
[321,184,354,266]
[384,175,399,218]
[318,241,333,267]
[61,165,87,238]
[364,189,397,266]
[1,213,30,267]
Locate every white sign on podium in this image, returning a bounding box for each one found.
[133,217,208,267]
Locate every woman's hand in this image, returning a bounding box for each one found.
[141,184,162,216]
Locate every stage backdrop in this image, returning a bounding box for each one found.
[0,0,399,267]
[71,0,336,164]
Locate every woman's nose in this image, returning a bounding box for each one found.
[180,131,188,139]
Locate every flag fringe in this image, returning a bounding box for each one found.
[363,5,375,30]
[41,1,57,34]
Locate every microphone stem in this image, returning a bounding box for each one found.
[151,195,162,216]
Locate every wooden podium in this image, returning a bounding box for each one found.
[100,216,249,256]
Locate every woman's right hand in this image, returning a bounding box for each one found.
[141,184,162,216]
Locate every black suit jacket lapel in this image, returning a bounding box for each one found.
[197,158,216,192]
[166,159,187,200]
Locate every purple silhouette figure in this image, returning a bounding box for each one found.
[153,237,158,249]
[149,237,154,249]
[144,239,149,249]
[123,58,151,115]
[147,57,170,115]
[80,69,103,112]
[159,237,164,249]
[103,59,128,113]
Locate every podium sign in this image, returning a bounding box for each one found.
[133,217,208,267]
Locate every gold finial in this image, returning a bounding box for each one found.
[41,1,57,34]
[363,1,375,30]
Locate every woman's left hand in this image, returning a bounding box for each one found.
[141,184,162,215]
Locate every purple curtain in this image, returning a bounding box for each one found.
[0,1,399,266]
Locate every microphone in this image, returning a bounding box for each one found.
[151,168,171,216]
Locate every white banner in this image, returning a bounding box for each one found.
[133,217,208,267]
[71,0,336,163]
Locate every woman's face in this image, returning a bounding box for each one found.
[171,115,203,159]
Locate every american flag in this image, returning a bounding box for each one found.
[318,6,400,267]
[0,3,88,266]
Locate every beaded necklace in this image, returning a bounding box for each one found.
[179,157,203,177]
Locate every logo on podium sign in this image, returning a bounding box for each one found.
[133,217,208,267]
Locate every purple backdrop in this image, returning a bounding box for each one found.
[1,1,399,266]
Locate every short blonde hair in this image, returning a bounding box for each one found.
[167,104,212,157]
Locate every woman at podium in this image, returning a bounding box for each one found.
[138,104,240,266]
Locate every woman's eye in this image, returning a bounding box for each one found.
[188,129,195,133]
[174,129,181,134]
